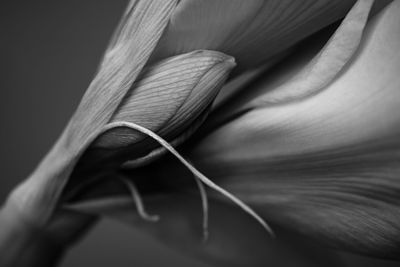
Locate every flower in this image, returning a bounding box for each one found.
[5,0,180,225]
[75,50,235,174]
[1,0,399,266]
[66,0,400,263]
[188,0,400,259]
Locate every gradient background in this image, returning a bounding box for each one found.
[1,1,399,266]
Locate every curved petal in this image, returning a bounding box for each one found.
[151,0,363,70]
[206,0,377,127]
[189,0,400,258]
[6,0,178,225]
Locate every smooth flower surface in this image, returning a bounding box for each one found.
[66,0,400,263]
[189,0,400,258]
[1,0,400,266]
[150,0,360,70]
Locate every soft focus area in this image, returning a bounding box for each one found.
[0,1,399,266]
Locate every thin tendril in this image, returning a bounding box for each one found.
[193,174,209,242]
[101,121,275,238]
[118,176,160,222]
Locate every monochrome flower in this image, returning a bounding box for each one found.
[1,0,398,266]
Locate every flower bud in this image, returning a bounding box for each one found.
[78,50,235,170]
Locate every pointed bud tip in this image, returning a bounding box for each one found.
[188,49,236,68]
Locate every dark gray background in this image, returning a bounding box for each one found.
[1,1,399,266]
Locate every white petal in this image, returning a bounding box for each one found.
[209,0,376,126]
[6,0,178,224]
[66,0,178,150]
[189,0,400,258]
[151,0,363,70]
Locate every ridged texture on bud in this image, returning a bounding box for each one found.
[77,50,235,170]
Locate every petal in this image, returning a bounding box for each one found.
[249,0,374,106]
[189,0,400,258]
[151,0,365,70]
[208,0,376,126]
[66,0,178,150]
[6,0,178,224]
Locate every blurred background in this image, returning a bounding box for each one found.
[0,1,399,266]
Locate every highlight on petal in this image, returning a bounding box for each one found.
[188,0,400,258]
[151,0,364,70]
[207,0,379,127]
[248,0,375,107]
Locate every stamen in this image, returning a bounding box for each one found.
[118,176,160,222]
[101,121,275,238]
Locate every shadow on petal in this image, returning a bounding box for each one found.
[67,186,344,267]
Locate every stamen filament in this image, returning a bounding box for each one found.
[119,176,160,222]
[101,121,275,237]
[193,174,209,242]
